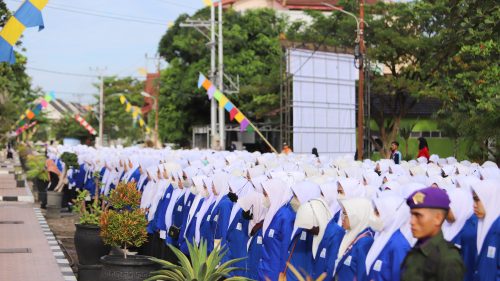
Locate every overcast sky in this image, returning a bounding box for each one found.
[5,0,205,104]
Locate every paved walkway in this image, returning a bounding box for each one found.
[0,159,76,281]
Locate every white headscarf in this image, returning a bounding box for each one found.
[212,172,230,209]
[165,179,185,230]
[291,180,322,204]
[471,179,500,252]
[365,195,409,274]
[195,177,215,244]
[227,176,252,228]
[338,178,364,198]
[294,199,332,258]
[442,188,474,241]
[237,189,267,237]
[140,167,158,209]
[262,178,292,232]
[183,175,205,240]
[319,181,341,216]
[337,197,372,259]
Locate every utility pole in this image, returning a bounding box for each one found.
[90,67,107,147]
[210,2,218,149]
[357,0,365,160]
[217,0,225,150]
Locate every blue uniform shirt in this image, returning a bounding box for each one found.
[258,203,296,281]
[223,209,249,277]
[367,230,411,281]
[473,216,500,281]
[210,195,234,247]
[287,229,314,281]
[451,215,477,281]
[312,219,345,281]
[200,202,216,254]
[179,197,204,255]
[246,227,264,280]
[154,185,174,233]
[127,168,141,183]
[335,228,374,281]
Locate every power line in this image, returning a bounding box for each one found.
[6,0,171,26]
[153,0,200,11]
[28,67,98,78]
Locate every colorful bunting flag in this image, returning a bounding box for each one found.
[118,94,151,134]
[197,73,255,132]
[15,121,37,136]
[0,0,48,64]
[14,92,54,128]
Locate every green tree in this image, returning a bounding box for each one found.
[96,76,146,144]
[157,8,286,144]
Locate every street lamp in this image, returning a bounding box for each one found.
[322,1,367,160]
[140,91,159,148]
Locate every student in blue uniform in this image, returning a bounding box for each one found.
[258,178,295,281]
[471,179,500,281]
[179,176,205,256]
[294,199,344,281]
[319,181,341,224]
[366,195,411,281]
[286,181,322,280]
[208,173,233,252]
[198,178,217,254]
[335,197,374,281]
[237,189,267,279]
[222,176,251,276]
[125,156,141,183]
[442,188,477,281]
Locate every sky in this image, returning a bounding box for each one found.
[5,0,206,104]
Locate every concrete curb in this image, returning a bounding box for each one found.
[34,208,77,281]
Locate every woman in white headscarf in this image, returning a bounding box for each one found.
[221,176,252,276]
[337,178,364,199]
[286,180,322,281]
[258,178,295,281]
[470,179,500,281]
[335,197,374,281]
[295,199,345,281]
[237,188,267,279]
[442,188,477,281]
[197,177,217,253]
[320,181,342,224]
[366,195,411,281]
[207,172,233,253]
[179,175,206,256]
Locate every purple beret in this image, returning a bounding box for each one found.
[406,187,450,210]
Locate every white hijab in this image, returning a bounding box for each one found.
[365,195,409,274]
[294,199,332,258]
[337,197,372,259]
[338,178,364,198]
[319,181,341,216]
[147,177,168,222]
[165,179,185,230]
[140,167,158,209]
[195,178,215,244]
[183,176,205,239]
[442,188,474,241]
[212,172,230,209]
[237,189,267,237]
[262,178,292,233]
[228,176,252,228]
[471,179,500,252]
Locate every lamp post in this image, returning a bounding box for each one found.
[323,1,366,160]
[141,91,159,147]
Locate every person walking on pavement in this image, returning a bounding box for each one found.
[401,187,465,281]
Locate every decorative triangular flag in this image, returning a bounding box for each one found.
[198,73,206,88]
[230,108,238,121]
[119,95,126,104]
[224,101,234,112]
[207,85,216,99]
[240,119,249,132]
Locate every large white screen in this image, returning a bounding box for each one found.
[289,49,358,157]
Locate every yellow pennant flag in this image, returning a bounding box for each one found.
[202,0,212,7]
[139,119,145,127]
[119,95,126,104]
[126,103,132,112]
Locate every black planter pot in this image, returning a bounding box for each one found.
[99,255,158,281]
[74,224,110,265]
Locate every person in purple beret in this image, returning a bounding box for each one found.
[400,187,465,281]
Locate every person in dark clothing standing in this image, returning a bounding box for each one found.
[6,141,14,159]
[390,141,402,164]
[311,147,319,158]
[401,187,465,281]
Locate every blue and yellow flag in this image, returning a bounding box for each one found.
[0,0,48,64]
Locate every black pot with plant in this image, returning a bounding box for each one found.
[26,154,49,208]
[99,182,157,281]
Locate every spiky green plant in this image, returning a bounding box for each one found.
[146,240,254,281]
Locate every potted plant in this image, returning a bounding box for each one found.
[26,154,49,207]
[73,189,110,265]
[47,152,78,214]
[99,181,156,281]
[147,240,252,281]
